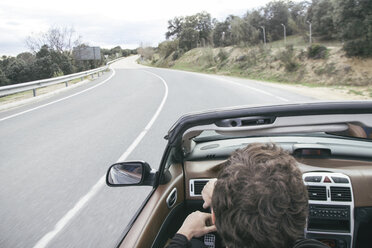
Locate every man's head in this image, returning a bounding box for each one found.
[211,143,308,248]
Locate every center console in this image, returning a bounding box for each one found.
[303,172,354,248]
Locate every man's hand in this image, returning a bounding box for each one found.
[177,211,217,240]
[202,178,217,209]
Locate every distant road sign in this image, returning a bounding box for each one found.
[73,47,101,60]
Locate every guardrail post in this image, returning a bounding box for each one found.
[81,77,83,81]
[91,74,94,79]
[33,89,36,97]
[65,81,69,87]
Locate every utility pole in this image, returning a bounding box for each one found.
[260,26,266,46]
[307,21,312,45]
[281,23,286,45]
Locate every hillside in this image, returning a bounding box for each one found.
[148,39,372,100]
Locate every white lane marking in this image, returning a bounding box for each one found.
[275,96,289,102]
[204,75,292,102]
[0,69,116,123]
[33,176,106,248]
[202,74,275,96]
[158,69,291,101]
[33,69,169,248]
[118,70,169,162]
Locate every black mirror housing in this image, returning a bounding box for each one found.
[106,161,157,187]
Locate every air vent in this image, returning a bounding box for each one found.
[193,180,209,195]
[331,187,352,202]
[307,186,327,201]
[206,154,216,159]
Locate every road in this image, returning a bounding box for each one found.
[0,56,314,248]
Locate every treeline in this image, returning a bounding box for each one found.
[0,46,136,87]
[101,46,137,59]
[0,27,137,87]
[157,0,372,59]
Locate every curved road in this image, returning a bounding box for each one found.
[0,56,314,248]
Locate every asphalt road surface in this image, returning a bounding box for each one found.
[0,56,314,248]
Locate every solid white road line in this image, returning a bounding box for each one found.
[275,96,289,102]
[206,74,291,102]
[208,75,291,102]
[117,70,169,162]
[157,69,291,102]
[32,69,169,248]
[0,69,116,123]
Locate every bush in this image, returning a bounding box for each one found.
[217,49,229,62]
[158,40,179,58]
[343,39,372,58]
[0,68,10,86]
[172,49,184,60]
[307,44,328,59]
[279,45,298,72]
[200,48,215,67]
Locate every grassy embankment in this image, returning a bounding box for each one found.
[148,36,372,99]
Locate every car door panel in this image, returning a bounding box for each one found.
[119,163,184,248]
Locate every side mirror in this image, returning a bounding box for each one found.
[106,161,157,187]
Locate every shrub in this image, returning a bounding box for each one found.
[172,49,184,60]
[314,63,336,76]
[200,48,215,66]
[307,44,328,59]
[343,39,372,58]
[158,40,179,58]
[217,49,229,62]
[285,61,299,72]
[279,45,298,72]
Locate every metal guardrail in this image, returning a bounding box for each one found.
[0,57,124,97]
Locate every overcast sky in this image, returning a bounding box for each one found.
[1,0,279,56]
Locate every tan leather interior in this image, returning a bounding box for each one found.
[119,163,184,248]
[184,158,372,207]
[347,123,367,138]
[120,157,372,247]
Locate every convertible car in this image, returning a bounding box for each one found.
[106,101,372,248]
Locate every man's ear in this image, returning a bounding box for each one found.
[211,209,216,225]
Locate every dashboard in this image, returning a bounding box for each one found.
[184,157,372,248]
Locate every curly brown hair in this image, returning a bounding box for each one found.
[212,143,308,248]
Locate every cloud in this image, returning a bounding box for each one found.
[0,0,282,55]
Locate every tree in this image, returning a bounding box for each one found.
[0,68,10,86]
[334,0,372,57]
[17,52,35,64]
[230,14,260,46]
[193,12,213,44]
[307,0,336,40]
[165,12,213,51]
[261,1,291,41]
[26,26,82,53]
[166,17,184,39]
[244,10,265,44]
[179,27,200,50]
[110,46,123,57]
[288,1,310,34]
[3,57,33,84]
[212,16,235,47]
